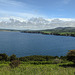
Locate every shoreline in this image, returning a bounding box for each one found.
[0,29,75,37]
[21,31,75,37]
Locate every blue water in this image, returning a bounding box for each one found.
[0,31,75,57]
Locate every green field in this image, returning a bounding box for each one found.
[0,62,75,75]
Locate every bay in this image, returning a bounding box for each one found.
[0,31,75,57]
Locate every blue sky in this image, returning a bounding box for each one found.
[0,0,75,30]
[0,0,75,19]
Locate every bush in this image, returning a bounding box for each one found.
[10,54,17,61]
[60,56,67,60]
[52,58,62,64]
[67,50,75,63]
[9,60,20,68]
[0,53,8,61]
[19,57,29,61]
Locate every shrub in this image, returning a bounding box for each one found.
[10,54,17,61]
[19,57,29,61]
[60,56,67,60]
[52,58,62,64]
[67,50,75,63]
[9,60,20,68]
[0,53,8,61]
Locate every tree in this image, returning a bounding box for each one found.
[67,50,75,63]
[0,53,8,61]
[10,54,17,61]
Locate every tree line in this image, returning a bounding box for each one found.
[0,50,75,64]
[0,54,67,61]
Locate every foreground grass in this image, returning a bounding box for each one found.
[0,62,75,75]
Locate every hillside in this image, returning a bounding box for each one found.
[0,27,75,37]
[21,27,75,37]
[45,27,75,32]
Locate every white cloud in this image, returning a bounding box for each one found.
[47,18,75,22]
[0,0,25,7]
[0,10,44,19]
[0,17,27,22]
[0,17,75,30]
[0,0,46,20]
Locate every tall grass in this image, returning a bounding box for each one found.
[0,62,75,75]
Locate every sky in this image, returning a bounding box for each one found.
[0,0,75,30]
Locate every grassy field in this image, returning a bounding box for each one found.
[0,62,75,75]
[42,31,75,34]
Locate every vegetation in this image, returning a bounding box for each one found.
[10,54,17,61]
[67,50,75,63]
[1,27,75,37]
[0,62,74,75]
[21,27,75,37]
[0,53,8,61]
[0,50,74,75]
[9,60,20,68]
[0,54,67,62]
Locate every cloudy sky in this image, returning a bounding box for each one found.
[0,0,75,30]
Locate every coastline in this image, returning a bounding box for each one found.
[21,31,75,37]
